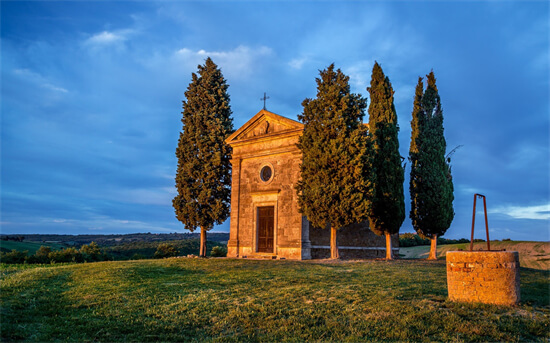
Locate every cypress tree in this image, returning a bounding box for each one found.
[297,64,372,259]
[367,62,405,260]
[409,71,454,260]
[173,57,234,257]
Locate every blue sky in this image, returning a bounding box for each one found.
[1,1,548,241]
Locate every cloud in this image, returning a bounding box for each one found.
[457,185,484,196]
[82,29,136,55]
[13,68,68,94]
[43,83,69,93]
[85,30,127,45]
[345,61,374,92]
[508,144,548,171]
[106,187,176,207]
[490,203,550,220]
[288,57,309,70]
[3,212,180,235]
[174,45,273,79]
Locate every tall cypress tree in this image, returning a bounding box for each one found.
[409,78,425,248]
[297,64,372,259]
[173,57,234,257]
[409,71,454,260]
[367,62,405,260]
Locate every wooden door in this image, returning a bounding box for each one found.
[257,206,274,253]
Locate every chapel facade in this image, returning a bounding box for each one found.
[226,109,398,260]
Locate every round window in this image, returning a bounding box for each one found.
[260,165,273,182]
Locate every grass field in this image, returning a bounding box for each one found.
[0,241,65,255]
[400,241,550,270]
[1,258,548,342]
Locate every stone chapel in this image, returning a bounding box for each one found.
[225,109,398,260]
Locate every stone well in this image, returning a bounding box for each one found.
[446,251,520,305]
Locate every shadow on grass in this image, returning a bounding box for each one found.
[520,268,550,306]
[0,267,75,341]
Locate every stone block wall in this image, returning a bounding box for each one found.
[446,251,520,305]
[310,222,398,259]
[229,151,304,260]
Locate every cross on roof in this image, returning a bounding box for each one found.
[260,92,270,110]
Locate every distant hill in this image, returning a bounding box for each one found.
[0,232,229,247]
[400,241,550,270]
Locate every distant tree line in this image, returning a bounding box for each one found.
[0,239,227,264]
[398,233,507,247]
[399,233,469,247]
[0,242,108,264]
[105,239,225,260]
[1,236,25,242]
[1,232,229,247]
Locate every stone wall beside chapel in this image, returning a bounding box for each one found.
[309,222,399,259]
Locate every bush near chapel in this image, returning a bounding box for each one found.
[210,246,227,257]
[79,242,103,261]
[0,242,109,264]
[154,243,179,259]
[0,239,228,264]
[0,250,28,264]
[48,247,85,263]
[26,246,53,264]
[398,233,469,247]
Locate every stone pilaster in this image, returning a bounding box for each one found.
[301,216,312,259]
[227,157,241,257]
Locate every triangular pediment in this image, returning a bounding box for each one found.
[226,109,303,143]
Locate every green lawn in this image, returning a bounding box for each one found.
[1,258,548,342]
[0,240,65,255]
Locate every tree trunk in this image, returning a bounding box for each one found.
[330,227,339,259]
[199,227,207,258]
[428,235,438,260]
[385,232,393,260]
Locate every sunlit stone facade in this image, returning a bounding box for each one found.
[226,109,397,260]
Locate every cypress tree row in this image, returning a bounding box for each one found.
[409,71,454,260]
[367,62,405,260]
[297,64,373,259]
[173,58,234,257]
